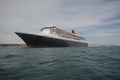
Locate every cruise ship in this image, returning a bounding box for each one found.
[15,26,88,47]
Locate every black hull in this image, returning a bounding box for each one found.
[15,32,88,47]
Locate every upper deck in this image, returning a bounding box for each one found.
[41,26,86,41]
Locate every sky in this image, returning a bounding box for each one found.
[0,0,120,45]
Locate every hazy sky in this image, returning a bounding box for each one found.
[0,0,120,45]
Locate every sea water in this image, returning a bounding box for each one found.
[0,46,120,80]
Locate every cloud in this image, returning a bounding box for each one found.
[0,0,120,45]
[59,0,120,27]
[88,29,120,37]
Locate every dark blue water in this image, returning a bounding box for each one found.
[0,46,120,80]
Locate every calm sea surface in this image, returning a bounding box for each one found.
[0,46,120,80]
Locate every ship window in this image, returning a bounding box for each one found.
[49,28,55,34]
